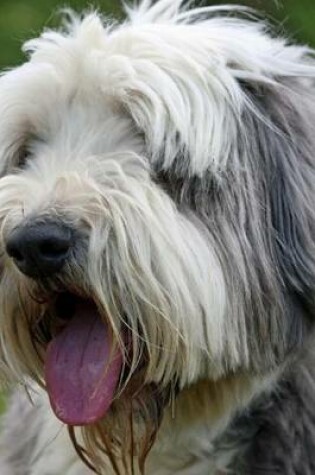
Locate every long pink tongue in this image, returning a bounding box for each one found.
[45,300,123,426]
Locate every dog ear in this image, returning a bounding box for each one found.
[100,32,242,178]
[242,80,315,315]
[117,59,239,178]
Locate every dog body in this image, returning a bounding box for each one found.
[0,1,315,474]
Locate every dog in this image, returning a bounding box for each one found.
[0,0,314,473]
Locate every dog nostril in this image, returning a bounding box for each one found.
[6,246,24,263]
[39,238,70,259]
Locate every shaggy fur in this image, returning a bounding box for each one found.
[0,0,314,473]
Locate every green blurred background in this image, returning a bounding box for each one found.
[0,0,314,69]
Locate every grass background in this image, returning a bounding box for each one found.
[0,0,314,69]
[0,395,5,414]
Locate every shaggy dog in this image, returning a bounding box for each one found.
[0,0,314,473]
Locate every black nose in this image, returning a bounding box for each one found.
[6,221,73,278]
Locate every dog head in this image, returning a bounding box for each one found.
[0,0,314,472]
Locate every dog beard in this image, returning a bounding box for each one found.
[0,270,174,474]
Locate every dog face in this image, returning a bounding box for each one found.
[0,0,314,472]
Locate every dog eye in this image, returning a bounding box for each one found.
[15,146,31,169]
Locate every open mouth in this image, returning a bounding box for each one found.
[42,292,124,426]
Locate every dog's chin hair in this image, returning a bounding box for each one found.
[71,380,172,475]
[0,266,173,475]
[0,263,172,474]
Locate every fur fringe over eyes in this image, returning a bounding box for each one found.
[0,1,314,474]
